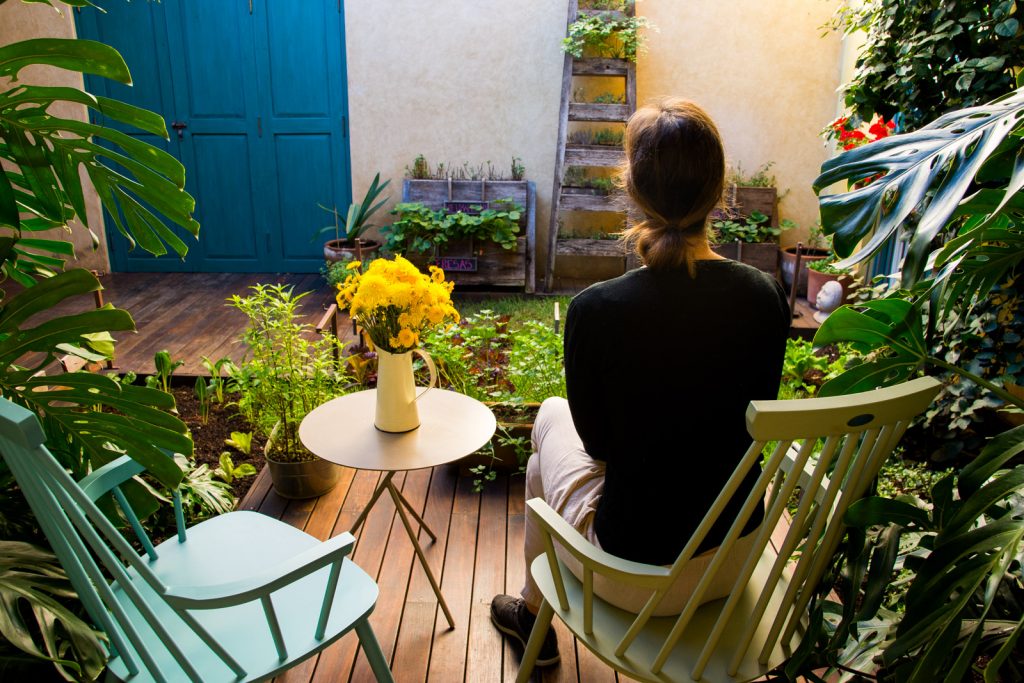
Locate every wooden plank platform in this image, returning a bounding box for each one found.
[22,272,349,377]
[564,144,627,168]
[244,465,644,682]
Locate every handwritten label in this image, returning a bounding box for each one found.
[437,256,478,272]
[444,201,488,215]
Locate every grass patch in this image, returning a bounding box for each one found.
[453,295,573,331]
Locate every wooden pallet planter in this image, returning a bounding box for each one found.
[559,186,618,212]
[555,237,626,257]
[711,242,779,275]
[564,144,626,168]
[726,185,779,226]
[567,102,630,122]
[402,178,536,290]
[572,57,631,76]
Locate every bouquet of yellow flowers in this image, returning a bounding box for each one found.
[336,255,459,353]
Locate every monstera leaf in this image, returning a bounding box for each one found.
[813,86,1024,289]
[0,541,107,681]
[0,269,189,488]
[0,38,197,285]
[814,298,929,396]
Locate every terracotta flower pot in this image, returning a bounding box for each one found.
[780,247,829,297]
[324,238,380,263]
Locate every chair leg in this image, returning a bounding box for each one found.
[516,599,555,683]
[355,619,395,683]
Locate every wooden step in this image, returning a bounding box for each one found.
[572,58,630,76]
[555,238,626,257]
[568,102,630,122]
[564,144,626,167]
[560,187,620,212]
[578,8,627,20]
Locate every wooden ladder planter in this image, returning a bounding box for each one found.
[401,178,537,291]
[545,0,638,291]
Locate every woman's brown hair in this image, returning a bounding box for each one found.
[620,98,725,275]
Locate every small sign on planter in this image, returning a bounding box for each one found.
[436,256,478,272]
[444,201,488,215]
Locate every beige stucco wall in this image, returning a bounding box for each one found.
[638,0,843,247]
[346,0,846,278]
[0,0,109,272]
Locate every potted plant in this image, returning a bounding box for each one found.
[315,172,390,264]
[228,284,351,499]
[710,210,785,274]
[780,222,831,296]
[806,258,854,308]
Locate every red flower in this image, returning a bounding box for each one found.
[830,116,849,131]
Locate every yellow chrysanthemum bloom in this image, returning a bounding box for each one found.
[334,256,458,352]
[396,328,417,348]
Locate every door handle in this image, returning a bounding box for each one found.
[171,121,188,140]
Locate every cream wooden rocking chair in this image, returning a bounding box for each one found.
[519,377,940,682]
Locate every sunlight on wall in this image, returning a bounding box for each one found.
[347,0,846,269]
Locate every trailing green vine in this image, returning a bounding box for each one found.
[562,10,652,62]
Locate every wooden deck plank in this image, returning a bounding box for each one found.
[425,475,481,682]
[237,466,272,512]
[304,468,393,683]
[389,464,458,682]
[348,468,430,682]
[465,476,509,682]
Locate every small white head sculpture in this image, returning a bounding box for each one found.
[813,280,845,323]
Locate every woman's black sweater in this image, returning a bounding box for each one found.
[564,260,790,565]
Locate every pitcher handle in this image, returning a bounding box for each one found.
[413,348,437,400]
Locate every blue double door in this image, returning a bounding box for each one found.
[77,1,352,272]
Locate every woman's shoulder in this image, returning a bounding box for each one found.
[702,259,782,291]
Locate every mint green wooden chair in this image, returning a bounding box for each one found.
[519,377,941,682]
[0,397,394,683]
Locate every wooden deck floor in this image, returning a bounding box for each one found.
[240,464,643,683]
[29,272,348,377]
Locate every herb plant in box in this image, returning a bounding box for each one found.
[229,284,351,498]
[336,256,459,432]
[710,210,785,273]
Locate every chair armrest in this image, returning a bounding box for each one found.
[527,498,669,587]
[78,455,145,501]
[163,532,356,609]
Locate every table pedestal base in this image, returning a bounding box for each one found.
[351,472,454,629]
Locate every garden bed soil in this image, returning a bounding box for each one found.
[171,386,265,502]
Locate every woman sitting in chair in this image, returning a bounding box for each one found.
[491,98,791,666]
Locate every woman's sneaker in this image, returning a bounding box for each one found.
[490,594,560,666]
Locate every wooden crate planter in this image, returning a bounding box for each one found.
[726,185,778,226]
[428,237,528,288]
[402,178,536,291]
[460,402,539,473]
[711,242,779,275]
